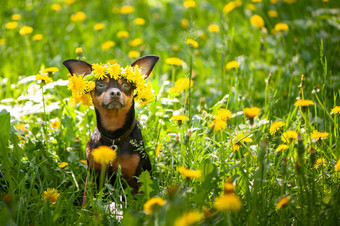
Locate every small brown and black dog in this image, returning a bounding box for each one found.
[63,55,159,206]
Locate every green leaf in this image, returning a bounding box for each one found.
[0,110,10,151]
[138,171,153,200]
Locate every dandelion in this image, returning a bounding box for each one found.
[335,159,340,172]
[117,30,129,38]
[177,166,201,179]
[268,10,278,18]
[250,15,265,28]
[281,130,298,143]
[128,50,140,59]
[224,180,234,194]
[311,130,329,140]
[184,0,196,8]
[11,14,21,20]
[58,162,68,168]
[51,3,62,11]
[43,67,59,74]
[51,118,61,129]
[275,144,289,152]
[69,93,92,106]
[208,24,219,33]
[102,41,115,51]
[181,18,189,28]
[33,34,43,41]
[65,0,75,5]
[270,121,285,135]
[214,194,242,212]
[226,60,240,70]
[271,0,279,3]
[42,188,60,204]
[216,109,232,121]
[171,115,189,122]
[314,158,326,168]
[94,23,105,31]
[0,39,5,45]
[143,197,166,214]
[19,26,33,35]
[210,119,227,132]
[129,38,143,47]
[35,74,53,83]
[233,133,253,144]
[16,124,27,133]
[134,18,145,25]
[166,57,185,66]
[71,11,86,22]
[186,39,199,48]
[91,146,117,165]
[75,47,83,54]
[223,0,242,14]
[6,21,18,29]
[274,23,289,32]
[68,74,88,93]
[276,196,290,210]
[331,106,340,115]
[252,0,262,2]
[174,211,204,226]
[294,99,315,107]
[243,107,260,118]
[155,145,161,156]
[120,5,134,14]
[80,160,87,165]
[91,63,107,80]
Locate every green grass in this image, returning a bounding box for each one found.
[1,0,340,225]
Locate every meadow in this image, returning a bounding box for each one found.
[1,0,340,225]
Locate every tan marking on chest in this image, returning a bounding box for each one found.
[112,153,141,179]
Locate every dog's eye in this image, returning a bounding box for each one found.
[122,83,130,89]
[97,82,106,88]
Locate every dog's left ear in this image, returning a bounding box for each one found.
[63,59,92,76]
[131,55,159,79]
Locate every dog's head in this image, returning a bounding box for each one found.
[63,56,159,110]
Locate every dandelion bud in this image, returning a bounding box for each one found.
[75,47,83,59]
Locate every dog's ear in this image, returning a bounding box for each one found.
[131,55,159,79]
[63,59,92,76]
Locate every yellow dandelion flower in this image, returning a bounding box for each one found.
[274,23,289,32]
[275,144,289,152]
[33,34,43,41]
[35,74,53,83]
[177,166,201,179]
[184,0,196,8]
[281,130,298,143]
[129,38,143,47]
[226,60,240,70]
[322,0,328,2]
[94,23,105,31]
[91,146,117,165]
[58,162,68,168]
[208,24,219,33]
[181,18,189,28]
[174,211,204,226]
[143,197,166,214]
[105,64,121,80]
[70,93,92,106]
[11,14,21,20]
[243,107,260,118]
[0,39,5,45]
[92,63,107,80]
[171,115,189,122]
[270,121,285,135]
[117,30,129,38]
[102,41,115,50]
[335,159,340,172]
[233,133,253,144]
[216,109,232,121]
[6,21,18,29]
[80,160,87,165]
[186,39,199,48]
[51,119,61,129]
[68,74,88,94]
[120,5,134,14]
[42,188,60,204]
[75,47,83,54]
[224,181,234,194]
[168,78,193,94]
[210,119,227,132]
[268,10,278,18]
[250,15,265,28]
[51,3,62,11]
[71,11,86,22]
[128,50,140,58]
[134,18,145,25]
[214,194,242,212]
[294,99,315,107]
[331,106,340,115]
[65,0,75,5]
[43,67,59,74]
[311,130,329,140]
[277,196,290,210]
[223,0,242,14]
[252,0,262,2]
[19,26,33,35]
[314,158,326,168]
[15,124,27,133]
[166,57,185,66]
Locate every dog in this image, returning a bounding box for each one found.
[63,55,159,206]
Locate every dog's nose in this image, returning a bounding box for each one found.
[109,89,121,98]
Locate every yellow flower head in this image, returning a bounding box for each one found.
[294,99,315,107]
[184,0,196,8]
[166,57,185,66]
[216,109,232,121]
[129,38,143,47]
[214,194,242,212]
[51,3,62,11]
[91,146,117,165]
[51,118,61,129]
[19,26,33,35]
[33,34,43,41]
[80,160,87,165]
[42,188,60,204]
[181,18,189,28]
[314,158,326,168]
[128,50,140,59]
[186,39,199,48]
[281,130,298,143]
[35,74,53,83]
[208,24,219,33]
[226,60,240,70]
[223,0,242,14]
[171,115,189,122]
[91,63,106,80]
[274,23,289,32]
[174,211,204,226]
[177,166,201,179]
[143,197,166,214]
[248,3,256,11]
[277,196,290,210]
[224,181,234,194]
[210,119,227,132]
[11,14,21,21]
[268,10,278,18]
[331,106,340,115]
[335,159,340,172]
[102,41,115,51]
[275,144,289,152]
[250,15,265,28]
[94,23,105,31]
[233,133,253,144]
[117,30,129,38]
[134,18,145,25]
[58,162,68,168]
[43,67,59,74]
[75,47,83,54]
[168,78,193,94]
[120,5,134,14]
[243,107,260,118]
[6,22,18,29]
[311,130,329,140]
[71,11,86,22]
[270,121,285,135]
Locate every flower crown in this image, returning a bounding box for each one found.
[67,63,154,107]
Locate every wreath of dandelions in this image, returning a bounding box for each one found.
[67,63,154,107]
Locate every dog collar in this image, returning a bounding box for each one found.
[100,119,137,146]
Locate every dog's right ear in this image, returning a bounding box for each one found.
[63,59,92,76]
